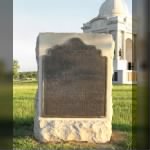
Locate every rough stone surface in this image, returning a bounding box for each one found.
[34,118,112,143]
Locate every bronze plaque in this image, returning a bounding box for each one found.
[42,38,107,118]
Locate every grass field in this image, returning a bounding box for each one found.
[13,81,136,150]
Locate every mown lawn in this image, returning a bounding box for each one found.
[13,81,136,150]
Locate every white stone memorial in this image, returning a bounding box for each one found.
[82,0,137,84]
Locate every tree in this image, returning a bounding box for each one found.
[19,72,26,80]
[13,60,20,79]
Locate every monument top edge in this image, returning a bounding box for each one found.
[36,32,114,58]
[37,32,113,39]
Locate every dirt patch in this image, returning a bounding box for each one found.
[111,131,127,143]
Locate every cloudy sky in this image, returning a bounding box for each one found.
[13,0,132,72]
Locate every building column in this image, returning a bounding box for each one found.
[123,32,126,59]
[115,31,120,60]
[132,34,136,69]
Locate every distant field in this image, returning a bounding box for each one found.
[13,81,136,150]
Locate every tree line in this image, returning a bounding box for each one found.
[13,60,37,80]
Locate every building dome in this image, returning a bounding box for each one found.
[98,0,130,17]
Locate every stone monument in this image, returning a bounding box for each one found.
[34,33,114,143]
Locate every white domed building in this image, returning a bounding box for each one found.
[82,0,137,84]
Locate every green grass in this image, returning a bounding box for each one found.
[13,81,136,150]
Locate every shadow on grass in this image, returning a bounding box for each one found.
[112,123,132,132]
[13,117,34,137]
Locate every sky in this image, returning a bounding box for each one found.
[13,0,132,72]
